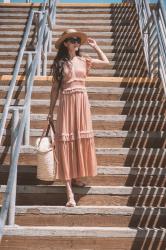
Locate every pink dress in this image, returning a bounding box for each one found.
[54,55,97,181]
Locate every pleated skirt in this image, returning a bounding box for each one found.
[54,87,97,181]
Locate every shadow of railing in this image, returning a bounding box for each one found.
[119,76,166,248]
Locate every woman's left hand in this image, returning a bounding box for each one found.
[86,37,97,48]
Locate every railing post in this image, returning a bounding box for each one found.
[26,52,33,75]
[43,25,49,75]
[37,12,43,76]
[147,25,151,76]
[48,27,52,53]
[156,2,160,78]
[24,53,32,145]
[7,107,20,225]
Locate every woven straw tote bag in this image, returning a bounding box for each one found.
[35,120,57,181]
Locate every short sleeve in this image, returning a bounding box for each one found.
[83,55,93,75]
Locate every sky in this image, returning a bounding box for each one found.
[60,0,123,2]
[17,0,154,2]
[59,0,165,3]
[1,0,165,8]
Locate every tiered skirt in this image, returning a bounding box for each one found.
[54,87,97,180]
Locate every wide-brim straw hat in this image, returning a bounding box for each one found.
[55,28,88,49]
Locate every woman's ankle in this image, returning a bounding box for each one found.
[65,180,74,199]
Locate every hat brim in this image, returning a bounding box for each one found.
[55,31,87,49]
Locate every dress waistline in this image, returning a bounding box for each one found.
[60,86,87,94]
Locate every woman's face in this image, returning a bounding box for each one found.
[63,36,81,51]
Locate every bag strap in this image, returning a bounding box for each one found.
[37,119,59,165]
[38,120,55,146]
[49,122,59,165]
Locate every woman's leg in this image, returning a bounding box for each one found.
[65,179,76,206]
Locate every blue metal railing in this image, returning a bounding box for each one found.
[0,0,56,145]
[134,0,166,94]
[0,0,57,242]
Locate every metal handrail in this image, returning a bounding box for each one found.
[134,0,166,94]
[0,0,56,145]
[0,9,34,145]
[0,0,57,241]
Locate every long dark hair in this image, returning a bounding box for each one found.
[50,41,82,91]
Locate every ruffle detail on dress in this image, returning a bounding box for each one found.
[54,137,97,180]
[60,87,87,94]
[54,130,95,141]
[62,78,85,84]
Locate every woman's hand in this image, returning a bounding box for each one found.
[86,37,98,48]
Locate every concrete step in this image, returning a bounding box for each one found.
[0,184,165,206]
[55,13,138,21]
[0,76,160,88]
[0,18,29,25]
[24,114,166,132]
[0,13,29,18]
[0,53,145,66]
[0,18,137,26]
[0,12,137,21]
[3,112,166,130]
[55,19,137,26]
[53,25,139,33]
[2,113,165,131]
[0,51,145,60]
[0,68,148,77]
[1,226,165,250]
[0,25,35,31]
[0,30,141,40]
[0,29,143,41]
[0,37,142,47]
[0,62,147,76]
[0,24,138,32]
[2,129,166,148]
[53,30,141,39]
[0,7,36,13]
[0,43,138,52]
[0,60,146,71]
[1,165,165,187]
[1,205,164,228]
[0,146,165,167]
[0,99,164,115]
[56,7,135,14]
[53,20,139,29]
[0,59,146,70]
[0,86,163,101]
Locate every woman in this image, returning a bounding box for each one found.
[48,28,110,207]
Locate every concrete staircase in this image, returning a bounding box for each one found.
[0,3,166,250]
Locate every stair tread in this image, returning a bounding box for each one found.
[3,226,166,238]
[0,86,160,93]
[0,99,165,106]
[3,128,166,138]
[0,75,160,82]
[0,146,166,152]
[1,205,166,215]
[1,113,165,120]
[0,184,165,195]
[1,165,165,175]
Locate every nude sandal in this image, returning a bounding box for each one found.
[66,198,76,207]
[71,179,86,187]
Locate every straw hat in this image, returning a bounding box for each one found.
[55,28,88,49]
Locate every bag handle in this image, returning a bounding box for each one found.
[37,119,59,165]
[38,119,55,147]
